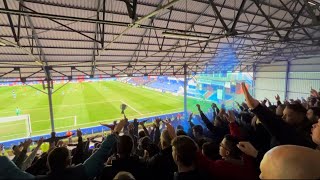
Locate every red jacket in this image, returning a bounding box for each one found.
[196,122,257,179]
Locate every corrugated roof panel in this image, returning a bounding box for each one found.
[107,0,128,14]
[37,30,93,40]
[174,0,206,14]
[0,13,10,25]
[139,0,162,6]
[195,14,216,25]
[23,17,68,30]
[0,54,34,61]
[271,10,293,22]
[169,11,200,23]
[100,50,134,56]
[33,0,99,9]
[108,35,142,43]
[98,56,132,61]
[46,56,92,61]
[136,4,157,16]
[25,2,97,19]
[106,14,132,24]
[39,39,92,48]
[108,43,138,50]
[42,49,92,55]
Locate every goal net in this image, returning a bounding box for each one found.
[0,115,31,141]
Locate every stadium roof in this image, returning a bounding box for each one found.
[0,0,320,81]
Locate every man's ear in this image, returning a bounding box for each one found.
[226,150,230,157]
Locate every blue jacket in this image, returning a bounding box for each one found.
[37,134,117,180]
[0,156,35,179]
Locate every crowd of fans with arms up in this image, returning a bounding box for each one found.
[1,82,320,179]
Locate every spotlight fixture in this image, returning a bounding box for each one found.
[162,31,209,41]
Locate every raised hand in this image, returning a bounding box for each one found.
[211,103,217,108]
[311,88,319,97]
[114,119,127,134]
[163,120,176,139]
[225,110,236,123]
[237,141,258,158]
[188,113,193,121]
[155,118,161,127]
[128,123,134,131]
[275,94,280,101]
[241,82,259,109]
[139,120,148,126]
[37,137,44,147]
[76,129,82,137]
[22,139,33,150]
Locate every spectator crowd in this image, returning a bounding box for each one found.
[1,82,320,179]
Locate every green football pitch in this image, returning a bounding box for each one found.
[0,80,218,142]
[0,81,187,142]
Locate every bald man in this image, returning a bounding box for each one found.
[260,145,320,179]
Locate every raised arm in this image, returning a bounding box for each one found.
[275,94,282,106]
[188,113,195,128]
[83,119,125,178]
[72,129,84,165]
[56,134,72,141]
[242,83,316,148]
[196,104,215,133]
[225,110,242,139]
[153,118,161,145]
[21,138,44,171]
[235,101,244,111]
[140,120,150,138]
[14,139,32,169]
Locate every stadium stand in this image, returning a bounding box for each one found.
[1,0,320,180]
[1,84,320,180]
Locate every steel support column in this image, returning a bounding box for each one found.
[252,64,256,98]
[183,64,188,120]
[284,61,290,100]
[44,67,55,132]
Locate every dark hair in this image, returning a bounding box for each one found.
[192,125,203,136]
[268,105,277,113]
[286,103,307,114]
[171,135,198,167]
[138,136,152,150]
[138,131,146,138]
[202,142,220,160]
[176,125,184,130]
[118,135,133,156]
[224,134,242,159]
[47,147,70,172]
[309,107,320,117]
[176,129,187,136]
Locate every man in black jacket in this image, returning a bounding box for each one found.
[100,134,149,180]
[172,136,209,180]
[146,129,177,180]
[241,83,316,149]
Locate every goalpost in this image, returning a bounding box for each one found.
[0,115,78,142]
[0,115,32,140]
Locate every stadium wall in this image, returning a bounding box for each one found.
[254,57,320,102]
